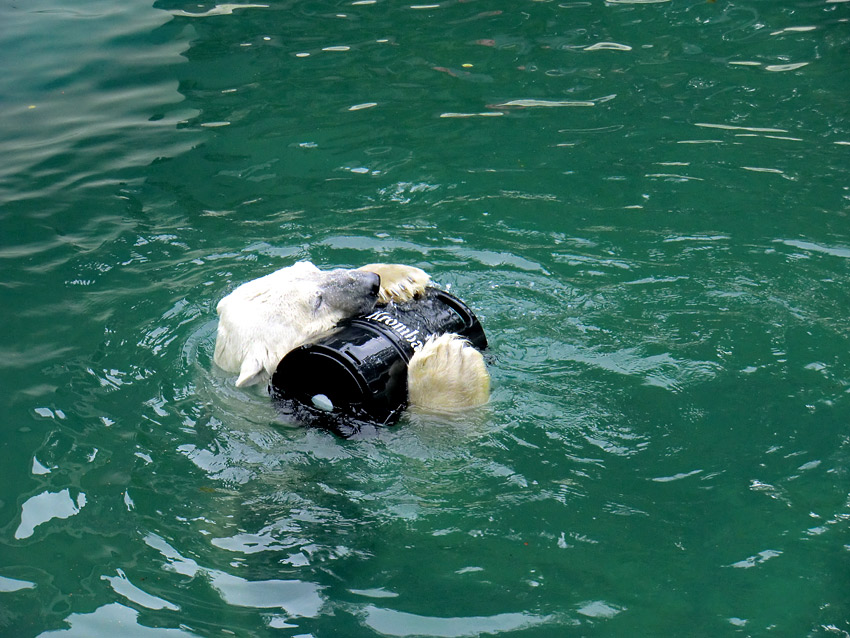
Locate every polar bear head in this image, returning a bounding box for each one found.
[213,261,380,388]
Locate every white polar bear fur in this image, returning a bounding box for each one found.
[214,261,380,388]
[213,260,490,411]
[408,333,490,411]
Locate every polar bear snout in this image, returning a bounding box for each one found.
[320,269,381,317]
[352,269,381,303]
[366,271,381,298]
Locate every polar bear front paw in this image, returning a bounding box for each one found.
[357,263,431,305]
[407,333,490,411]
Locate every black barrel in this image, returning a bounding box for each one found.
[271,288,486,429]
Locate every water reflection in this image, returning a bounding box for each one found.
[362,605,555,636]
[144,534,324,617]
[37,603,195,637]
[0,575,37,593]
[103,569,180,611]
[168,4,268,18]
[15,489,87,540]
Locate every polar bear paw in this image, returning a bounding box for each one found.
[407,333,490,411]
[357,263,431,305]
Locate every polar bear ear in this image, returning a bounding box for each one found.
[235,355,267,388]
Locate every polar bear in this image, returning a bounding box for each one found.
[213,260,489,412]
[214,261,380,388]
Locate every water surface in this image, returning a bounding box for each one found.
[1,0,849,636]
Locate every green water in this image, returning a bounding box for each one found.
[2,0,849,635]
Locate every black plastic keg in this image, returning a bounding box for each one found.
[270,288,487,431]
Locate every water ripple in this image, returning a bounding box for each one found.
[4,0,850,634]
[361,606,556,636]
[169,4,269,18]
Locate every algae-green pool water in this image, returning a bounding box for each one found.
[1,1,849,636]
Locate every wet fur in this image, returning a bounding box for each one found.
[214,261,490,411]
[214,261,379,387]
